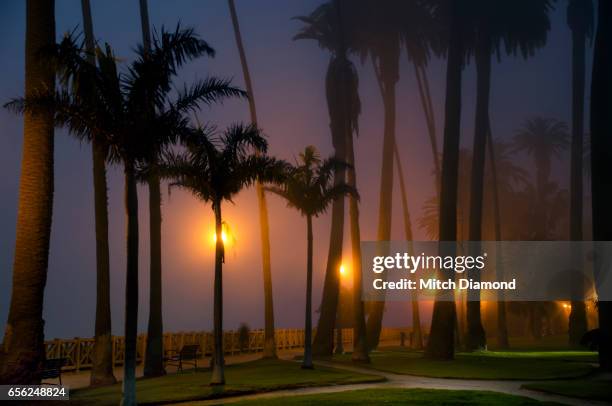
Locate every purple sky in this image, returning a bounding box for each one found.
[0,0,589,339]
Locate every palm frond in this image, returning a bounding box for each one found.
[173,77,246,114]
[221,123,268,161]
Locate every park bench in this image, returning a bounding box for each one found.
[165,344,200,372]
[41,357,66,385]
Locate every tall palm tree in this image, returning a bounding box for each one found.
[294,0,367,358]
[513,117,569,239]
[267,146,356,369]
[356,0,402,350]
[227,0,277,359]
[138,0,164,378]
[80,0,117,386]
[465,0,552,351]
[358,0,438,350]
[0,0,55,385]
[567,0,593,348]
[162,125,286,384]
[589,0,612,372]
[293,1,350,356]
[425,0,465,361]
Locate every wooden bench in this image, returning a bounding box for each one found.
[41,357,66,385]
[164,344,200,372]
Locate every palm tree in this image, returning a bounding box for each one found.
[425,0,465,361]
[464,0,552,351]
[267,146,356,368]
[513,117,569,239]
[227,0,277,359]
[293,1,350,356]
[0,0,55,385]
[294,0,369,359]
[590,0,612,372]
[79,0,117,387]
[356,0,402,350]
[162,125,285,384]
[567,0,593,348]
[138,0,164,378]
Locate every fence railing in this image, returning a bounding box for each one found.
[44,327,412,372]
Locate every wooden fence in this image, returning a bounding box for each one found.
[44,327,412,372]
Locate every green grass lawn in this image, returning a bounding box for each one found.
[493,334,582,352]
[333,349,595,380]
[230,388,562,405]
[67,358,384,405]
[522,379,612,402]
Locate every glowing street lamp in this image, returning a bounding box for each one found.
[339,263,346,276]
[210,222,234,246]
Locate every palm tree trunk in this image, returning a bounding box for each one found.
[303,215,314,369]
[345,117,370,364]
[227,0,277,359]
[590,0,612,372]
[466,33,490,351]
[211,202,226,384]
[568,9,588,348]
[425,0,463,360]
[138,0,151,51]
[122,162,139,406]
[393,145,423,350]
[145,170,165,376]
[313,136,345,357]
[137,0,166,377]
[80,0,117,386]
[487,126,509,349]
[0,0,55,385]
[366,55,397,351]
[414,63,440,188]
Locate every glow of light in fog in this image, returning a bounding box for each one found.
[212,230,228,244]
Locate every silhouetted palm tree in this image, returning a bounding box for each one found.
[425,0,465,361]
[513,117,569,240]
[294,0,368,360]
[163,125,286,384]
[80,0,116,386]
[267,146,356,369]
[138,0,164,379]
[567,0,593,348]
[354,0,403,350]
[590,0,612,371]
[294,1,350,357]
[0,0,55,385]
[464,0,552,351]
[228,0,278,359]
[136,4,220,380]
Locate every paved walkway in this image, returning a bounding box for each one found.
[177,360,610,406]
